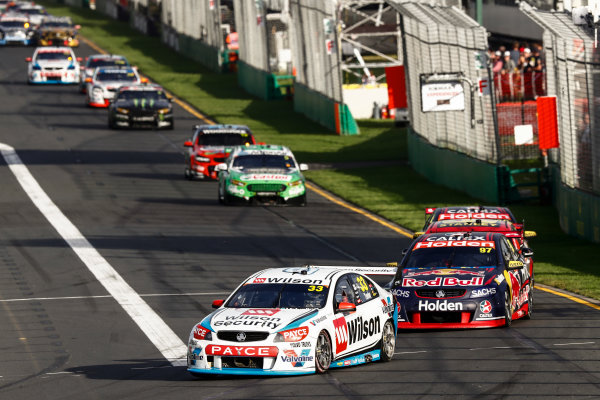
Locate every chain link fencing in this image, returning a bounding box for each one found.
[393,1,496,163]
[523,5,599,195]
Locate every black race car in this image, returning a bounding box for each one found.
[108,84,173,130]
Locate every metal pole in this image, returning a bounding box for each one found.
[476,0,483,25]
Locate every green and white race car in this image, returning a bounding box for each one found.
[216,145,308,206]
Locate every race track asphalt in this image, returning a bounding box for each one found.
[0,43,599,400]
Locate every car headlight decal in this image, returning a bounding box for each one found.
[288,179,303,187]
[116,107,129,114]
[231,179,246,187]
[157,108,171,114]
[195,156,210,163]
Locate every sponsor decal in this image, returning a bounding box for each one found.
[406,268,486,277]
[414,241,495,249]
[193,324,210,340]
[418,300,464,312]
[242,309,280,316]
[213,310,282,329]
[438,213,511,221]
[309,315,328,326]
[437,221,501,228]
[240,174,292,182]
[381,298,394,316]
[206,345,278,357]
[479,300,492,314]
[333,317,348,353]
[334,315,382,354]
[281,349,312,367]
[392,289,410,298]
[290,341,311,348]
[471,288,496,298]
[252,277,324,285]
[402,277,484,287]
[494,274,505,284]
[279,327,309,342]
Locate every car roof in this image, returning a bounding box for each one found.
[88,54,127,60]
[194,124,251,135]
[118,84,163,92]
[245,266,388,286]
[413,231,505,248]
[430,206,516,222]
[233,144,292,157]
[35,46,74,53]
[96,66,135,73]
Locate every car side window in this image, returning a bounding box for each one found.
[349,274,379,304]
[334,276,356,309]
[500,238,517,266]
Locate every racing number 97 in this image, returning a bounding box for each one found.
[308,285,324,292]
[479,248,492,253]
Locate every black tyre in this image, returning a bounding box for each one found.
[184,167,193,180]
[504,289,513,327]
[380,320,395,362]
[315,330,332,374]
[523,284,533,320]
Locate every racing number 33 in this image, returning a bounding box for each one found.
[308,285,324,292]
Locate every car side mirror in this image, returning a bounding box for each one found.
[299,163,309,171]
[337,302,356,313]
[76,57,82,62]
[85,77,92,83]
[140,77,149,84]
[412,231,424,239]
[524,231,536,238]
[215,163,228,172]
[521,248,534,258]
[183,140,193,147]
[401,248,408,256]
[507,260,524,270]
[75,24,81,30]
[212,299,224,309]
[25,57,32,62]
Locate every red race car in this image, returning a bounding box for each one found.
[183,124,256,180]
[414,219,536,277]
[423,206,519,230]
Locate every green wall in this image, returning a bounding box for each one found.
[556,180,600,243]
[408,129,502,203]
[178,34,220,72]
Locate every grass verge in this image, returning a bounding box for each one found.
[39,2,600,300]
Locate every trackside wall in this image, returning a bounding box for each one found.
[408,130,502,202]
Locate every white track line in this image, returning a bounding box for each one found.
[0,143,187,366]
[0,292,230,303]
[553,342,596,346]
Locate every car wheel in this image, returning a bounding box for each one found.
[523,284,533,320]
[315,330,332,374]
[504,289,513,328]
[223,191,234,206]
[184,167,193,180]
[297,194,307,207]
[380,320,395,362]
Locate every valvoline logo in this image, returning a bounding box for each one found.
[281,349,312,367]
[333,317,348,353]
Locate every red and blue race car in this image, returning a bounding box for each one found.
[423,206,518,230]
[392,231,533,329]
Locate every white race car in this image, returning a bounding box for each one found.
[26,46,81,84]
[85,66,146,107]
[187,265,397,376]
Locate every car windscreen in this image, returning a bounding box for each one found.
[41,22,71,28]
[225,283,328,309]
[35,52,72,61]
[96,71,137,82]
[232,154,294,170]
[20,8,44,15]
[117,90,167,101]
[197,133,252,147]
[0,21,27,28]
[88,58,127,68]
[404,246,497,269]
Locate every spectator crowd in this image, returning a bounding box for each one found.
[489,41,546,101]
